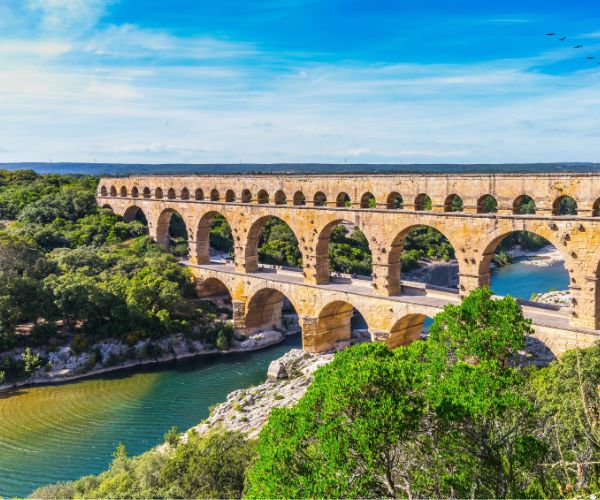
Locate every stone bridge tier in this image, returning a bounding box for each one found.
[191,263,600,356]
[97,173,600,339]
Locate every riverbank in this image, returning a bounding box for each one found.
[0,320,300,394]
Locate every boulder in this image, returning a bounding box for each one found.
[267,360,288,379]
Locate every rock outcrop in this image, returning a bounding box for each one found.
[192,349,333,439]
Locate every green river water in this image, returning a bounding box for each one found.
[0,261,570,497]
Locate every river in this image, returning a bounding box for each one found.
[0,261,569,497]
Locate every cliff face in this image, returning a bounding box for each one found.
[192,349,333,439]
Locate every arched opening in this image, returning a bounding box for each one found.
[100,186,108,196]
[245,288,300,338]
[477,194,498,213]
[360,192,376,209]
[167,188,176,200]
[194,277,233,328]
[552,195,577,216]
[181,187,190,200]
[225,190,236,203]
[122,206,149,230]
[110,186,117,197]
[386,192,403,209]
[120,186,128,197]
[143,187,151,198]
[101,204,113,211]
[155,187,163,199]
[444,194,463,212]
[388,225,458,293]
[257,190,269,204]
[313,191,327,207]
[246,216,302,272]
[293,191,306,206]
[241,189,252,203]
[195,212,234,264]
[485,231,569,304]
[274,190,287,205]
[415,193,432,211]
[131,186,139,198]
[513,195,536,215]
[387,313,434,348]
[308,301,369,353]
[195,188,204,201]
[156,209,188,257]
[317,220,372,283]
[336,192,351,207]
[594,199,600,217]
[210,189,219,202]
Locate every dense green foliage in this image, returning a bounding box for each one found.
[31,429,256,499]
[246,289,599,498]
[0,171,224,382]
[258,218,302,267]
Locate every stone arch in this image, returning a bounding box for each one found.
[387,313,431,348]
[386,192,403,209]
[101,204,113,211]
[181,187,190,200]
[225,189,236,202]
[122,205,149,228]
[120,186,128,197]
[195,188,204,201]
[386,223,460,295]
[194,210,234,264]
[257,189,269,204]
[244,287,300,336]
[110,186,117,196]
[131,186,139,198]
[313,191,327,207]
[552,195,578,216]
[274,190,287,205]
[196,276,232,299]
[477,194,498,213]
[314,218,373,284]
[100,185,108,196]
[513,194,536,214]
[244,215,303,272]
[210,189,219,202]
[155,187,164,199]
[167,188,176,200]
[293,191,306,206]
[593,199,600,217]
[444,194,463,212]
[143,187,151,198]
[360,192,376,209]
[336,192,351,207]
[308,300,370,353]
[415,193,432,211]
[241,189,252,203]
[155,207,188,251]
[476,228,571,299]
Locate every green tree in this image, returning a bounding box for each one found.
[246,288,546,499]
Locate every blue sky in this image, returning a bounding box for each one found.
[1,0,600,164]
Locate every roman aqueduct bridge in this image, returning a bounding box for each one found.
[97,173,600,355]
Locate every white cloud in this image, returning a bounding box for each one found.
[0,39,71,56]
[114,144,211,155]
[25,0,113,33]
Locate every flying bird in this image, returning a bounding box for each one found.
[574,45,584,48]
[559,36,567,41]
[546,33,556,36]
[587,56,596,60]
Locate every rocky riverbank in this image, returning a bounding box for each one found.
[190,348,333,439]
[0,323,300,394]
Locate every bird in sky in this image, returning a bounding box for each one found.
[574,45,584,48]
[559,36,567,41]
[546,33,556,36]
[587,56,596,60]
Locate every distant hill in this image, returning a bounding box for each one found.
[1,162,600,176]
